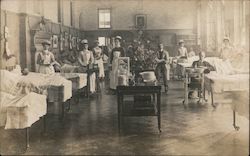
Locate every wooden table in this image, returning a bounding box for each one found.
[117,85,162,133]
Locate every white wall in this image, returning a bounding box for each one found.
[1,0,75,26]
[62,0,71,26]
[76,0,196,31]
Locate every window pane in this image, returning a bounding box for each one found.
[98,37,106,46]
[99,9,111,28]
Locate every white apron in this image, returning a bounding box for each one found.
[38,52,55,74]
[93,47,105,78]
[78,50,96,93]
[110,51,120,89]
[95,59,105,78]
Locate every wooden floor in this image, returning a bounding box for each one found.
[0,80,249,155]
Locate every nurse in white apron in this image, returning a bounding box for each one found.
[78,39,96,93]
[110,36,125,90]
[93,40,105,80]
[177,40,188,57]
[220,37,234,61]
[37,40,55,74]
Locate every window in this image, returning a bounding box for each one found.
[98,37,106,46]
[98,9,111,28]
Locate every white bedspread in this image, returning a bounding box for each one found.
[57,73,87,90]
[61,64,79,73]
[18,72,72,102]
[230,92,249,119]
[204,72,249,93]
[0,91,47,129]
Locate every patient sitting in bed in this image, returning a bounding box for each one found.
[189,52,215,98]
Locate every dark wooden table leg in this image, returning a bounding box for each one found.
[26,128,30,148]
[157,92,161,133]
[117,92,121,134]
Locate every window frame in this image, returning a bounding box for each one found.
[98,8,112,29]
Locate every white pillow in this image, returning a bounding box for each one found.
[10,65,22,75]
[214,59,235,75]
[0,70,21,94]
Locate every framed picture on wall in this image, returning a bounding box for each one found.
[64,32,69,48]
[59,33,64,51]
[72,37,76,48]
[76,37,81,50]
[52,35,58,48]
[135,14,146,29]
[69,34,72,50]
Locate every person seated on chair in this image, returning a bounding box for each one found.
[188,51,215,98]
[192,51,215,72]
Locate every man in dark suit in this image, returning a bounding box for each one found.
[155,43,170,93]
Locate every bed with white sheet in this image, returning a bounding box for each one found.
[57,73,87,91]
[60,63,97,96]
[15,72,72,102]
[0,69,47,149]
[0,92,47,130]
[1,67,73,102]
[203,58,249,130]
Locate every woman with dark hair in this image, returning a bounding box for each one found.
[37,40,56,74]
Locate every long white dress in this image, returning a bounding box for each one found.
[93,47,105,78]
[78,50,96,93]
[110,51,121,89]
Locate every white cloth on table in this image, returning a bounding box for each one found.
[0,91,47,129]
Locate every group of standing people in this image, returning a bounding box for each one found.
[36,39,106,80]
[38,35,238,94]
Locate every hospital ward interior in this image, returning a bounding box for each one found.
[0,0,249,155]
